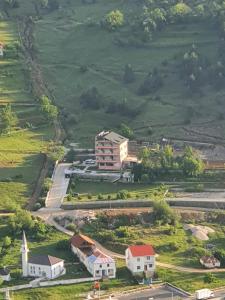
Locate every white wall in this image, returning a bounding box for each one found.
[28,261,64,279]
[72,245,116,279]
[126,249,155,274]
[93,262,116,279]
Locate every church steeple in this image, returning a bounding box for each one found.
[21,231,29,277]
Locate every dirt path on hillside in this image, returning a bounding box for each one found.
[16,17,65,210]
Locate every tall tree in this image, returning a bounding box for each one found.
[0,104,18,134]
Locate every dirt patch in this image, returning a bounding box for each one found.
[183,224,215,241]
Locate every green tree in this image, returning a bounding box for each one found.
[8,210,34,235]
[105,10,124,30]
[0,104,18,134]
[2,236,11,248]
[47,143,65,162]
[43,178,53,192]
[181,147,204,177]
[160,145,174,169]
[170,3,192,19]
[152,198,179,225]
[120,123,134,139]
[40,95,58,123]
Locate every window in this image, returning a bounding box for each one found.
[149,264,153,268]
[99,265,102,268]
[96,270,100,274]
[137,266,141,270]
[137,258,140,262]
[107,264,110,267]
[147,256,151,260]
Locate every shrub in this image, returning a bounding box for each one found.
[116,190,129,200]
[204,273,216,283]
[97,194,104,200]
[104,10,124,31]
[66,223,76,232]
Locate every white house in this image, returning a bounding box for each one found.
[200,256,221,269]
[125,245,156,277]
[21,231,66,279]
[0,267,11,281]
[71,234,116,279]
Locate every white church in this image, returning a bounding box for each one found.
[21,231,66,279]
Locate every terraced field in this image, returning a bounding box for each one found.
[33,0,224,146]
[0,20,53,210]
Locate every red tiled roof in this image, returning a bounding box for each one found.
[71,234,95,248]
[128,245,155,257]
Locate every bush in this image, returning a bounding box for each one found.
[66,223,76,232]
[204,273,216,283]
[80,87,103,110]
[34,203,42,211]
[104,10,124,31]
[56,239,70,251]
[116,190,129,200]
[97,194,104,200]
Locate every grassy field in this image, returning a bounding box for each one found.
[11,268,225,299]
[64,181,168,202]
[33,0,223,146]
[0,20,54,210]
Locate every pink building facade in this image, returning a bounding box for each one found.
[95,131,128,170]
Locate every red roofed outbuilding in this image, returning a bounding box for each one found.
[125,245,156,277]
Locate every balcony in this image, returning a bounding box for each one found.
[96,152,119,156]
[96,145,117,149]
[97,159,117,163]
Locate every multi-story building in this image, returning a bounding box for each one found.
[95,131,128,170]
[71,234,116,279]
[125,245,156,277]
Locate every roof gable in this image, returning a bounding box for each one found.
[29,255,63,266]
[128,245,155,257]
[71,234,95,248]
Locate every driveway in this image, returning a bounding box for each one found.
[45,163,71,208]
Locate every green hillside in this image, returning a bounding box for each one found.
[31,0,225,146]
[0,19,54,210]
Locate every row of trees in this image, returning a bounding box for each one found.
[40,95,58,123]
[133,145,204,182]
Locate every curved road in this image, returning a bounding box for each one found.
[35,162,225,274]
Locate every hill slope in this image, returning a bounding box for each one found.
[32,0,225,146]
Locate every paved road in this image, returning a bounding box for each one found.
[116,286,188,300]
[45,163,71,208]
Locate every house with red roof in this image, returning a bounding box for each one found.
[71,234,116,279]
[125,245,156,277]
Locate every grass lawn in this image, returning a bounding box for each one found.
[157,268,225,293]
[65,181,168,202]
[33,1,224,146]
[13,260,137,300]
[0,19,54,210]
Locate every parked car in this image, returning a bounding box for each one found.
[84,159,96,165]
